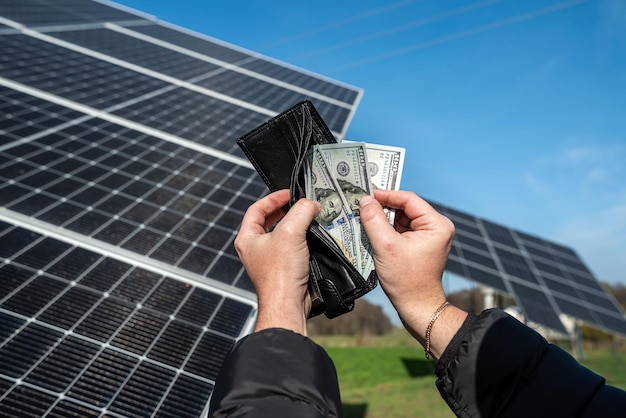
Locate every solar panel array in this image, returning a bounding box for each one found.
[1,0,625,416]
[430,200,626,337]
[0,0,362,416]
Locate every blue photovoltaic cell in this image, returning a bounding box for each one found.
[52,28,223,81]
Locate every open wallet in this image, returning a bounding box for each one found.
[237,100,378,318]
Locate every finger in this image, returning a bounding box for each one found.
[373,189,438,221]
[239,189,291,236]
[391,209,411,233]
[275,198,321,236]
[359,195,396,248]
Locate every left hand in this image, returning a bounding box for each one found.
[234,189,321,335]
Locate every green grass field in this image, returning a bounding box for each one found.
[311,330,626,418]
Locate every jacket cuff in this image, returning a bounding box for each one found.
[435,309,605,418]
[209,328,341,417]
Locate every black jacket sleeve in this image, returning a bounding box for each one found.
[435,309,626,418]
[208,328,342,418]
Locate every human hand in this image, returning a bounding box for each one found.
[359,190,467,358]
[234,189,321,335]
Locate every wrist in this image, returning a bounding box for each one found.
[424,301,452,359]
[391,293,448,338]
[399,303,467,361]
[254,299,308,336]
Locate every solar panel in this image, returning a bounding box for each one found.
[0,0,146,25]
[1,0,624,415]
[430,200,626,337]
[0,0,362,416]
[0,220,254,415]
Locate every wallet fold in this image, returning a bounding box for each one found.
[237,100,378,319]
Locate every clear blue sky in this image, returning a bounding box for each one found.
[113,0,626,302]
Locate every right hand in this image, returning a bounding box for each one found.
[359,190,457,342]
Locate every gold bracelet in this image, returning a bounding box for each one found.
[425,301,451,359]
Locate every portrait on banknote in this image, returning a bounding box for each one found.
[314,187,344,226]
[336,179,368,216]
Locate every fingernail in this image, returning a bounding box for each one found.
[360,195,374,207]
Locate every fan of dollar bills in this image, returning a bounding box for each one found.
[303,142,405,279]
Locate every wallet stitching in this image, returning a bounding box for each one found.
[320,278,353,315]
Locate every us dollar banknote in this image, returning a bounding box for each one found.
[313,143,372,216]
[313,143,374,276]
[304,141,405,278]
[364,143,405,225]
[306,147,362,270]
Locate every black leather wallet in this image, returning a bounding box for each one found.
[237,100,378,318]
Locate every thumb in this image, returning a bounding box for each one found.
[359,195,395,248]
[278,198,321,234]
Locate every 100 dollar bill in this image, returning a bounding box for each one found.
[304,141,405,278]
[314,143,374,276]
[306,147,362,270]
[364,143,405,225]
